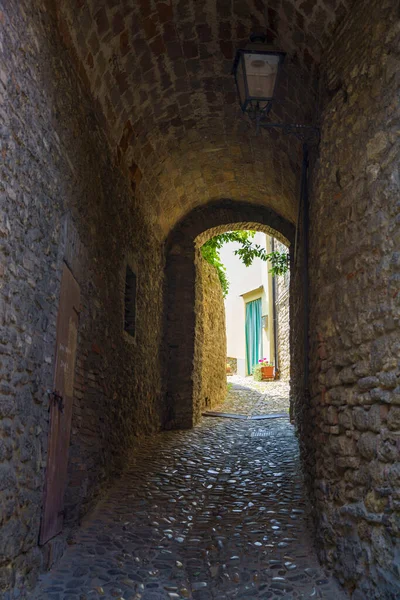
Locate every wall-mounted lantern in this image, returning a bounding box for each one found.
[232,34,285,118]
[232,33,319,143]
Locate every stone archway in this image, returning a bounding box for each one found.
[163,198,296,429]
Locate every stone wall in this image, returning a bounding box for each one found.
[227,357,237,375]
[3,0,397,598]
[193,253,227,420]
[0,1,164,596]
[306,0,400,597]
[275,241,290,381]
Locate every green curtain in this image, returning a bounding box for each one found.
[245,298,263,375]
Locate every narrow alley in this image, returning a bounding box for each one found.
[2,2,399,598]
[33,383,345,600]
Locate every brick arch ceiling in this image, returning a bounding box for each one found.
[57,0,355,238]
[166,198,295,249]
[195,222,290,248]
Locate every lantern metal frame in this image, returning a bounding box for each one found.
[232,48,286,116]
[232,36,320,142]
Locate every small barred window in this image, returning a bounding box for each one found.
[124,265,137,338]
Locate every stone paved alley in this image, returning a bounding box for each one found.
[3,2,399,598]
[216,377,290,416]
[33,382,346,600]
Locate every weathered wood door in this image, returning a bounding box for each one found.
[39,263,80,545]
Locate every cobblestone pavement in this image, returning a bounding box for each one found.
[33,388,346,600]
[217,377,290,415]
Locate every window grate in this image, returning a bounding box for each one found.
[124,265,137,338]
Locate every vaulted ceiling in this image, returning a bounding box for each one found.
[57,0,355,238]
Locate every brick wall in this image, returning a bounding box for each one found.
[51,0,348,237]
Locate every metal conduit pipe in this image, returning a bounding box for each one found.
[271,238,279,375]
[301,142,310,395]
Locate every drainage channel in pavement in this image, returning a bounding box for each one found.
[202,412,289,420]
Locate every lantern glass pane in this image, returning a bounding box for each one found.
[244,52,280,99]
[236,55,246,108]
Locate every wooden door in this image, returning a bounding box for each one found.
[39,263,80,545]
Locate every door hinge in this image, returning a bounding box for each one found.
[48,390,64,413]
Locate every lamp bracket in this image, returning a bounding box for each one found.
[259,120,320,145]
[249,33,267,44]
[244,102,319,145]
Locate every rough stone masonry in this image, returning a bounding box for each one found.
[275,239,290,381]
[0,0,399,598]
[306,1,400,597]
[0,1,166,594]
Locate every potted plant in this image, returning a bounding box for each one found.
[258,358,275,380]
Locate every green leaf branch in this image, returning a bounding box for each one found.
[201,231,289,297]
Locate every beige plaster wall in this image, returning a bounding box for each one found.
[221,233,275,376]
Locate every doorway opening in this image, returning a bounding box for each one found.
[198,228,291,421]
[163,199,299,431]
